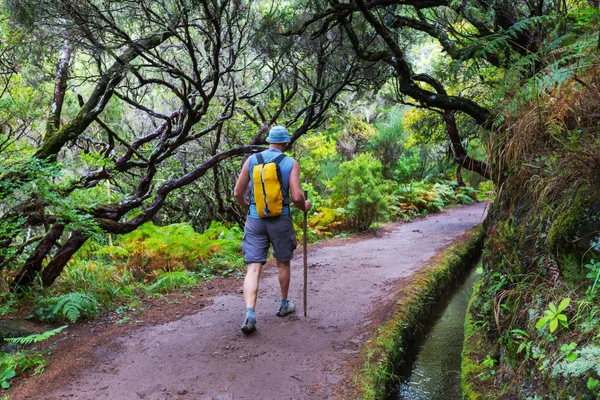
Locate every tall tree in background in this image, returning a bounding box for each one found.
[298,0,593,180]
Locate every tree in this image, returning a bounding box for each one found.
[297,0,587,181]
[1,0,372,289]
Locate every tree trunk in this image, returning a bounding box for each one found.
[456,163,466,187]
[45,40,72,137]
[443,110,491,180]
[35,31,174,161]
[41,230,88,287]
[11,223,65,289]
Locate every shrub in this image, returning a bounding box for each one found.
[121,221,243,278]
[54,259,135,306]
[330,153,389,231]
[0,326,66,389]
[369,109,406,179]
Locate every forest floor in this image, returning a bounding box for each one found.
[10,202,487,400]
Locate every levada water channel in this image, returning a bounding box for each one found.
[386,260,483,400]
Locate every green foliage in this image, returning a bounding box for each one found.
[121,221,243,277]
[329,153,389,231]
[4,325,67,346]
[536,298,570,333]
[296,134,339,194]
[479,354,498,381]
[587,377,599,397]
[368,108,406,179]
[54,258,135,307]
[0,297,18,318]
[560,342,579,362]
[482,354,497,368]
[553,344,600,380]
[145,270,198,293]
[0,351,46,389]
[34,292,98,323]
[388,179,478,220]
[585,259,600,300]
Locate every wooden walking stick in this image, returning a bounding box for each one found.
[303,190,308,317]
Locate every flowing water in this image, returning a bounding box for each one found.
[389,262,482,400]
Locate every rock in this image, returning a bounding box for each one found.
[0,320,35,353]
[136,385,157,398]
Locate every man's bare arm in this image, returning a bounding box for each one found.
[289,160,311,212]
[234,159,251,212]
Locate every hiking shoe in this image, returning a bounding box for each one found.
[241,318,256,334]
[276,299,296,317]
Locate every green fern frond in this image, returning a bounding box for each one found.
[146,271,197,293]
[4,325,68,345]
[37,292,99,323]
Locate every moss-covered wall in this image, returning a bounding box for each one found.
[462,75,600,399]
[356,225,484,399]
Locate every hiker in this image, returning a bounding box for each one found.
[233,126,311,334]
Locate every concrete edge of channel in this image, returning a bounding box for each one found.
[354,224,485,400]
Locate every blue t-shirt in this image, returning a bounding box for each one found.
[248,148,295,218]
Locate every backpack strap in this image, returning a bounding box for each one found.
[272,154,286,164]
[255,153,265,165]
[271,154,288,206]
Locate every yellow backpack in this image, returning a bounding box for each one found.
[252,153,287,218]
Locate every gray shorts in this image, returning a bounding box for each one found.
[242,215,297,264]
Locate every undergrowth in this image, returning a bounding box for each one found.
[1,326,66,389]
[464,63,600,399]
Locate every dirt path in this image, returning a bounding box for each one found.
[15,203,487,400]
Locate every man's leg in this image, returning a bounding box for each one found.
[241,216,268,333]
[276,259,291,300]
[268,215,297,317]
[276,259,296,316]
[243,262,263,309]
[241,262,262,333]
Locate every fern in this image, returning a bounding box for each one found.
[145,271,197,293]
[34,292,98,323]
[54,293,97,323]
[4,325,68,345]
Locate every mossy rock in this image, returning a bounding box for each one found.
[547,194,600,262]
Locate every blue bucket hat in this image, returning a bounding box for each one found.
[266,126,290,143]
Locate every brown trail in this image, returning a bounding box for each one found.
[15,202,487,400]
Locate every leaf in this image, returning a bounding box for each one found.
[548,302,557,313]
[510,329,530,338]
[566,353,579,362]
[558,298,570,313]
[557,314,567,322]
[536,316,551,328]
[5,325,68,345]
[550,318,558,332]
[1,368,16,381]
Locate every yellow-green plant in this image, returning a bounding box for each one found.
[536,298,570,333]
[330,153,389,231]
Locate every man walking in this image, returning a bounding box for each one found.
[234,126,311,334]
